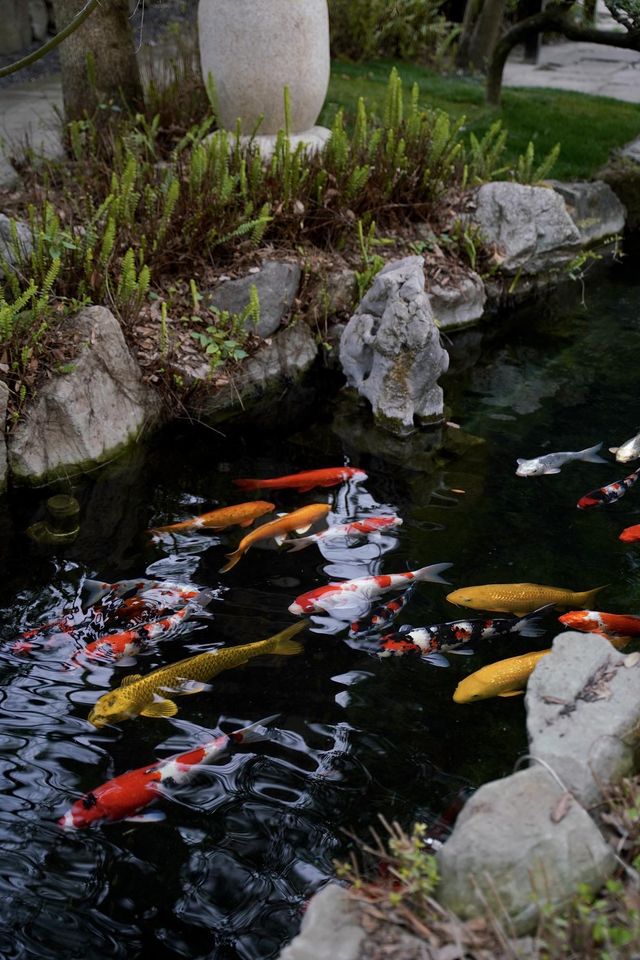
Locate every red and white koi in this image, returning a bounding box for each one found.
[285,516,402,553]
[233,467,367,493]
[376,607,549,667]
[349,583,416,638]
[577,468,640,509]
[558,609,640,637]
[58,716,276,829]
[288,564,451,620]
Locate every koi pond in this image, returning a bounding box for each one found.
[2,255,640,959]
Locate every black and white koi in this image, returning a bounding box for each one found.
[577,468,640,509]
[376,607,549,667]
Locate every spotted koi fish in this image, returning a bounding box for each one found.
[349,584,416,638]
[376,607,549,667]
[288,564,451,620]
[577,468,640,509]
[285,516,402,553]
[233,467,367,493]
[58,716,277,828]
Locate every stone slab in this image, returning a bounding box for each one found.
[279,884,364,960]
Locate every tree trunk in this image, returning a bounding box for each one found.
[455,0,484,69]
[52,0,144,121]
[467,0,507,71]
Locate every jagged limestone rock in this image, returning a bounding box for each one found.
[427,269,486,330]
[436,765,614,934]
[339,257,449,436]
[469,182,582,275]
[526,632,640,809]
[8,306,161,485]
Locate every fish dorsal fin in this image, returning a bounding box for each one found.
[120,673,143,687]
[516,458,526,464]
[140,698,178,718]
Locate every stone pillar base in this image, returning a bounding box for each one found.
[208,126,331,162]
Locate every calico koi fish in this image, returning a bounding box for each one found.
[81,578,202,608]
[577,468,640,509]
[288,564,451,620]
[87,621,307,727]
[610,431,640,464]
[148,501,274,537]
[619,524,640,543]
[349,583,416,638]
[446,582,605,617]
[73,602,210,665]
[559,610,640,637]
[377,608,549,666]
[233,467,367,493]
[285,516,402,553]
[452,650,550,702]
[516,442,605,477]
[220,503,330,572]
[59,716,276,828]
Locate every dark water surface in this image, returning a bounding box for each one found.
[1,258,640,959]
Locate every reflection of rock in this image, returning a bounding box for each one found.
[468,348,562,415]
[469,182,581,276]
[205,261,301,338]
[189,322,318,426]
[8,306,161,486]
[340,257,449,436]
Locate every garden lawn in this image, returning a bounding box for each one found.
[322,60,640,181]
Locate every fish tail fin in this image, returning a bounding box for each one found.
[414,562,452,586]
[283,537,313,553]
[80,578,111,607]
[231,713,279,744]
[271,620,308,656]
[581,586,608,608]
[579,441,607,464]
[219,550,243,574]
[233,478,261,490]
[513,603,555,638]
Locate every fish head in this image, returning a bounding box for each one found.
[558,610,594,631]
[288,600,305,615]
[446,588,478,610]
[452,674,494,703]
[619,526,640,543]
[515,460,542,478]
[577,495,601,509]
[348,469,368,482]
[58,789,110,829]
[88,688,140,728]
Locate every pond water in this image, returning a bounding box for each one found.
[1,255,640,959]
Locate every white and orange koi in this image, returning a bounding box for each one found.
[284,516,402,553]
[288,564,451,620]
[58,716,277,828]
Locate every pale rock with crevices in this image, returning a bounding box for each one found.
[469,182,582,275]
[8,306,161,485]
[427,269,486,330]
[436,765,615,934]
[526,631,640,809]
[339,256,449,436]
[549,180,626,246]
[206,261,301,339]
[278,884,364,960]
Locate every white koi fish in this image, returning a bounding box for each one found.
[516,442,606,477]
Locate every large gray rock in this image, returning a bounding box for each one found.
[279,884,364,960]
[470,182,582,275]
[191,321,318,423]
[339,257,449,436]
[0,381,8,495]
[436,765,614,934]
[549,180,626,246]
[0,215,33,276]
[0,0,32,53]
[526,632,640,809]
[8,306,161,486]
[206,261,301,338]
[427,269,486,330]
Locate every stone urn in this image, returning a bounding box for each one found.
[198,0,331,149]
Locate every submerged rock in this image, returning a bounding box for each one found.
[339,257,449,436]
[436,765,614,934]
[8,306,161,486]
[0,381,8,494]
[549,180,626,247]
[469,182,581,275]
[526,631,640,809]
[206,260,302,338]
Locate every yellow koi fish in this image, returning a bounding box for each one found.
[446,582,605,617]
[87,620,307,727]
[220,503,331,573]
[453,649,550,703]
[149,501,274,537]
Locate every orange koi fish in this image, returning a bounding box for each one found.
[220,503,330,572]
[559,610,640,637]
[619,524,640,543]
[59,716,276,828]
[148,501,274,537]
[233,467,367,493]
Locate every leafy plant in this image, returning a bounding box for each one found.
[188,281,258,373]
